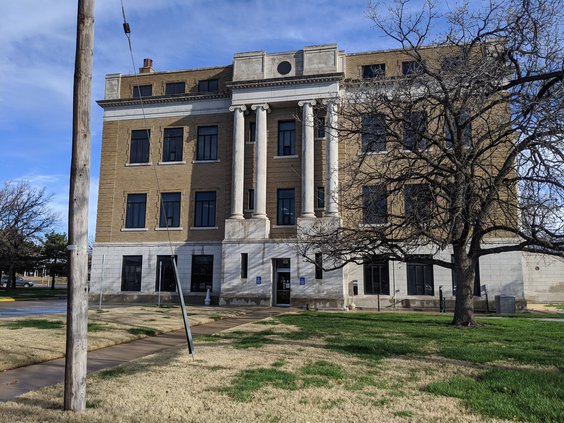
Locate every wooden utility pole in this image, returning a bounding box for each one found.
[65,0,95,411]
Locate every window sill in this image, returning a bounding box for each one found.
[245,141,256,145]
[359,151,387,156]
[192,159,220,164]
[121,227,149,232]
[243,209,255,213]
[158,160,186,165]
[126,162,152,167]
[273,155,298,160]
[359,223,389,228]
[190,226,219,230]
[272,225,297,229]
[155,227,183,231]
[314,137,326,141]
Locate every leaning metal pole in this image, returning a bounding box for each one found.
[171,258,195,355]
[65,0,95,412]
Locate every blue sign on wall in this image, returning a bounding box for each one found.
[299,277,305,285]
[256,276,262,285]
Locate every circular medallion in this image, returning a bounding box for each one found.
[277,61,292,75]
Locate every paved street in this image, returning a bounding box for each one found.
[0,300,67,318]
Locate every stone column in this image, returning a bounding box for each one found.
[228,105,246,219]
[325,101,339,217]
[251,104,269,219]
[298,100,316,218]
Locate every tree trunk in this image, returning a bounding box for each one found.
[452,246,476,326]
[9,263,16,290]
[51,258,57,290]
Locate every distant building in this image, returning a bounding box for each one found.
[91,45,564,309]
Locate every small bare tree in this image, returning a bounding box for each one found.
[299,0,563,325]
[0,181,58,288]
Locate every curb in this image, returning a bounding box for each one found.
[0,298,15,302]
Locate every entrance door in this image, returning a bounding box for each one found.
[276,271,291,306]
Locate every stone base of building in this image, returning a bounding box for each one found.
[89,293,220,306]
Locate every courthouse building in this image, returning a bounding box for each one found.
[90,44,563,309]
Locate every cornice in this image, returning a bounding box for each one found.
[227,73,344,90]
[96,92,231,109]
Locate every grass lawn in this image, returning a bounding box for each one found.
[0,306,243,371]
[0,311,562,422]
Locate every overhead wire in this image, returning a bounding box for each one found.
[118,0,195,356]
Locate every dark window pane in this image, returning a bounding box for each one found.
[362,113,386,152]
[163,128,183,162]
[402,61,424,75]
[278,121,295,156]
[362,63,386,78]
[130,130,150,163]
[316,187,325,209]
[194,191,216,227]
[191,255,213,292]
[363,185,387,224]
[197,126,218,160]
[364,257,390,294]
[198,79,219,92]
[277,189,295,225]
[316,117,326,138]
[165,82,185,95]
[248,189,255,210]
[125,193,146,228]
[121,256,142,291]
[241,253,248,279]
[403,111,427,151]
[315,253,323,280]
[249,122,256,143]
[159,192,181,228]
[407,257,434,295]
[132,85,152,98]
[404,184,432,224]
[155,256,177,292]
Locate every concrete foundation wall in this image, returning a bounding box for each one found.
[522,253,564,303]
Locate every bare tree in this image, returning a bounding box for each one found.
[299,0,563,325]
[0,181,58,288]
[43,232,68,290]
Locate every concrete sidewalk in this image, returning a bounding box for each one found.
[0,308,284,401]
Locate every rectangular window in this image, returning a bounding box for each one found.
[196,126,218,161]
[194,191,216,227]
[403,111,427,151]
[363,185,387,224]
[316,187,325,209]
[404,184,432,224]
[445,109,472,148]
[132,85,152,98]
[165,82,185,95]
[163,128,183,162]
[130,130,150,164]
[278,121,296,156]
[249,122,256,143]
[248,189,255,210]
[364,257,390,294]
[402,61,424,75]
[121,256,142,291]
[191,255,213,292]
[277,189,296,225]
[155,255,177,292]
[241,253,248,279]
[316,117,326,138]
[362,63,386,78]
[198,79,219,92]
[451,255,481,296]
[407,256,434,295]
[159,192,181,228]
[125,193,146,228]
[315,253,323,280]
[362,113,387,152]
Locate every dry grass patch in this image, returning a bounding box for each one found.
[0,306,243,371]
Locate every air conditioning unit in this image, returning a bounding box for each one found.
[495,295,516,314]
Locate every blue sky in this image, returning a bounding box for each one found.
[0,0,406,239]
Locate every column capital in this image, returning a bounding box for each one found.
[322,98,339,107]
[251,103,269,111]
[229,105,247,112]
[298,99,317,107]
